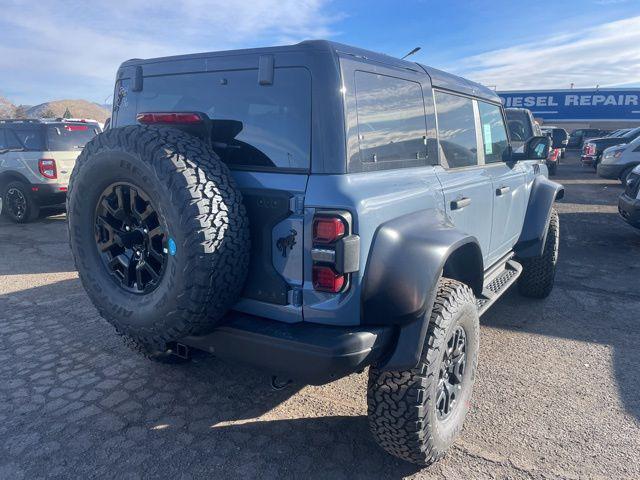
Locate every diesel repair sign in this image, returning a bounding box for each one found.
[497,89,640,121]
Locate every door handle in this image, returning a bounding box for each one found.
[451,197,471,210]
[496,186,510,196]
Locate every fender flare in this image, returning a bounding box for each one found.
[361,209,483,371]
[0,170,31,189]
[514,175,564,258]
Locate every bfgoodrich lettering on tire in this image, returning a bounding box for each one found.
[67,125,250,354]
[367,278,479,465]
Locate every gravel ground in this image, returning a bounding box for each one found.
[1,152,639,479]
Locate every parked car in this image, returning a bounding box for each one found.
[618,164,640,228]
[0,118,101,222]
[597,135,640,183]
[567,128,609,149]
[581,126,640,168]
[541,126,568,164]
[505,108,542,152]
[67,40,562,467]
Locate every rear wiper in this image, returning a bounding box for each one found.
[0,147,25,154]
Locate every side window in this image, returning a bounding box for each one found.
[354,71,427,166]
[478,102,509,164]
[434,91,478,168]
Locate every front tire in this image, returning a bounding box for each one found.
[2,181,40,223]
[517,208,559,298]
[367,278,479,466]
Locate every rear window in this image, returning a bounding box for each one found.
[46,124,100,151]
[11,129,45,150]
[138,68,311,171]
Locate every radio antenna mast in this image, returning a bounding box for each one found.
[401,47,421,60]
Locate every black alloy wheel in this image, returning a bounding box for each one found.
[94,182,168,294]
[6,186,28,221]
[436,326,467,420]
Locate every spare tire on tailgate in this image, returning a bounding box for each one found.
[67,125,250,356]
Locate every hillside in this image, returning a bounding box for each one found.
[0,96,16,118]
[27,100,110,122]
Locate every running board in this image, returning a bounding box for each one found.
[475,259,522,316]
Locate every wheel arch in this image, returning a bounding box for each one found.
[0,171,30,190]
[360,209,483,371]
[514,175,563,259]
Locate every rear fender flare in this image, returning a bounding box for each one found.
[361,209,483,370]
[515,176,564,258]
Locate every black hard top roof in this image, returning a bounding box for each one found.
[121,40,500,104]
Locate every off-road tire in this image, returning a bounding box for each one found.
[67,125,250,354]
[517,208,559,298]
[2,181,40,223]
[367,278,480,466]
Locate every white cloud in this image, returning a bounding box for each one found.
[450,16,640,91]
[0,0,339,104]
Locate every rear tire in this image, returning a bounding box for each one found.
[2,181,40,223]
[548,162,557,176]
[517,208,559,299]
[367,278,479,465]
[67,125,250,354]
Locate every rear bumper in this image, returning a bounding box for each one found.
[180,313,395,385]
[31,183,67,207]
[581,155,597,165]
[618,194,640,228]
[597,163,625,179]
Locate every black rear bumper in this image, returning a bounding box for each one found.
[32,183,67,207]
[180,313,395,385]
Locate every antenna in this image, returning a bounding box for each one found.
[401,47,421,60]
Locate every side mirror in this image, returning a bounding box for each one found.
[551,129,568,149]
[508,136,551,161]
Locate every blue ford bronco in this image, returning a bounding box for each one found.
[68,41,564,466]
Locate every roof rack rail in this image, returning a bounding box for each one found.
[0,118,43,124]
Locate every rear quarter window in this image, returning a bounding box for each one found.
[137,68,311,171]
[353,71,428,170]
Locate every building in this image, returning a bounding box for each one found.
[497,88,640,132]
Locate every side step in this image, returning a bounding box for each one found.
[475,259,522,316]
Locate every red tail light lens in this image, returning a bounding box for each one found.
[312,265,345,293]
[64,124,88,131]
[136,112,203,124]
[38,159,57,179]
[313,217,346,244]
[548,148,560,161]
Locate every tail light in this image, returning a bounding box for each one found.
[548,148,560,161]
[313,217,346,244]
[313,265,345,293]
[310,212,360,293]
[584,143,596,156]
[136,112,203,124]
[38,159,57,179]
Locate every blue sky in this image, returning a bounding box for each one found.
[1,0,639,105]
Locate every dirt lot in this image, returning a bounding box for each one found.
[1,152,639,479]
